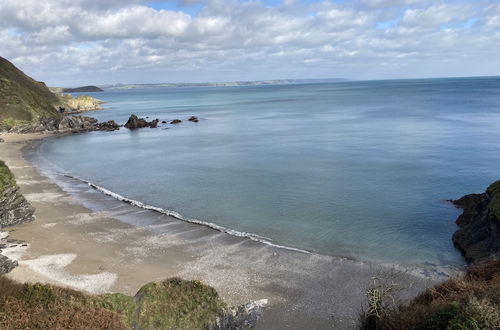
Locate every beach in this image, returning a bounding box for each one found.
[0,132,455,329]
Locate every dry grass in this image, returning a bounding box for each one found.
[360,261,500,330]
[0,276,128,329]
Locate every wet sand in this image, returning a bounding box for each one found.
[0,132,458,329]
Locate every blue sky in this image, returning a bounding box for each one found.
[0,0,499,85]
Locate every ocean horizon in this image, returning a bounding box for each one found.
[31,77,500,267]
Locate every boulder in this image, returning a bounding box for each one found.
[161,121,167,124]
[188,116,199,122]
[170,119,182,124]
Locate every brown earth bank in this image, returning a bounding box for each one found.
[0,132,454,329]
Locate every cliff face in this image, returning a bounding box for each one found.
[0,57,61,127]
[452,181,500,264]
[0,161,34,228]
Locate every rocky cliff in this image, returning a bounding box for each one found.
[452,181,500,264]
[0,161,34,229]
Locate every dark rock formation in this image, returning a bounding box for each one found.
[62,86,103,93]
[452,181,500,264]
[0,254,17,274]
[188,116,199,122]
[170,119,182,124]
[150,119,159,128]
[124,114,160,129]
[9,116,119,133]
[209,299,267,330]
[0,186,35,228]
[95,120,120,131]
[161,120,167,124]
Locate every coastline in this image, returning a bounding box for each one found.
[0,132,458,329]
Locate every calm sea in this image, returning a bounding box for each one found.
[35,77,500,266]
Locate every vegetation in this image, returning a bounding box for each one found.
[487,180,500,221]
[0,276,226,330]
[0,161,16,193]
[134,278,226,329]
[359,260,500,330]
[0,56,61,123]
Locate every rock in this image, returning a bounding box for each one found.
[95,120,120,131]
[170,119,182,124]
[124,114,150,129]
[161,121,167,124]
[209,299,268,330]
[188,116,199,122]
[0,255,17,274]
[8,116,118,134]
[452,181,500,264]
[0,185,35,228]
[150,119,159,128]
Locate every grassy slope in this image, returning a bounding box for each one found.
[0,56,61,127]
[0,276,226,330]
[360,260,500,329]
[0,161,15,194]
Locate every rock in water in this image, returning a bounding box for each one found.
[188,116,199,122]
[452,181,500,263]
[124,114,151,129]
[170,119,182,124]
[150,119,159,128]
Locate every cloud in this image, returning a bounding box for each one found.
[0,0,499,85]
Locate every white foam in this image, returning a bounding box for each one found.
[20,253,117,294]
[65,175,310,255]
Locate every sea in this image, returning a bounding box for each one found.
[30,77,500,267]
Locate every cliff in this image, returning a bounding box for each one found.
[452,181,500,264]
[0,161,34,228]
[0,57,61,129]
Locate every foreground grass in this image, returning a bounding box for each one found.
[0,276,226,330]
[360,260,500,330]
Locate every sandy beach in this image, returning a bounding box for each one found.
[0,132,457,329]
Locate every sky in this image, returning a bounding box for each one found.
[0,0,499,86]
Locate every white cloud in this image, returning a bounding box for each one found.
[0,0,499,85]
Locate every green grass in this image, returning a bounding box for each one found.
[0,160,16,193]
[134,278,227,330]
[0,56,61,124]
[487,180,500,221]
[0,275,227,330]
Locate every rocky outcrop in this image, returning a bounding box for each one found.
[62,95,104,113]
[188,116,199,122]
[9,116,119,133]
[124,114,159,129]
[209,299,267,330]
[0,254,17,274]
[170,119,182,124]
[0,186,35,228]
[452,181,500,264]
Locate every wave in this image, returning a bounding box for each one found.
[64,174,311,254]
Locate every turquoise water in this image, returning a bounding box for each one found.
[37,77,500,266]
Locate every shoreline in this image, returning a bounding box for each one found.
[0,132,459,329]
